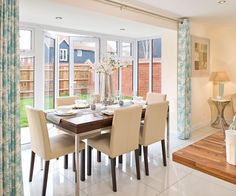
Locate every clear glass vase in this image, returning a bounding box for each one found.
[100,73,114,105]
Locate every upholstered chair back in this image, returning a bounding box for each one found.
[56,96,77,107]
[146,93,167,104]
[142,101,169,146]
[110,105,142,158]
[26,106,51,160]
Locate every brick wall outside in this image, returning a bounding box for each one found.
[122,64,133,97]
[152,61,162,93]
[138,61,161,98]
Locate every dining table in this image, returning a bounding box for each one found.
[46,103,170,196]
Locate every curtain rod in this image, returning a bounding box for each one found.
[93,0,179,23]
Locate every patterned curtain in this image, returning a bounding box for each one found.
[177,18,191,140]
[0,0,23,195]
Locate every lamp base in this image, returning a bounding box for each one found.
[219,82,224,99]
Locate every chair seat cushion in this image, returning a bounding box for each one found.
[87,133,111,156]
[49,134,85,160]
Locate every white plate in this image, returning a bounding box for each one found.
[54,110,77,116]
[106,104,120,110]
[75,104,89,109]
[101,110,114,116]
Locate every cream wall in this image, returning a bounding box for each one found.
[209,26,236,95]
[161,29,178,132]
[190,22,236,129]
[190,22,213,130]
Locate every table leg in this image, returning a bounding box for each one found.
[167,106,170,158]
[40,158,43,170]
[75,134,80,196]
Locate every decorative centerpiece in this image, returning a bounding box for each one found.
[90,53,122,105]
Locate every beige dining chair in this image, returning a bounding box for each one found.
[87,105,143,192]
[137,92,167,156]
[139,101,169,176]
[146,92,167,104]
[56,96,103,165]
[26,106,85,196]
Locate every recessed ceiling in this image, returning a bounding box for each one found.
[133,0,236,25]
[20,0,167,38]
[20,0,235,38]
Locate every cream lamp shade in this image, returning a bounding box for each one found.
[209,71,230,99]
[209,71,230,82]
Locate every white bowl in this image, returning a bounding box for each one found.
[56,106,72,113]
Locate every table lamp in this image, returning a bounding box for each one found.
[209,71,230,99]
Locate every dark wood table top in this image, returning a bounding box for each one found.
[173,131,236,184]
[49,108,146,134]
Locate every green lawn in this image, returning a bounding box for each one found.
[20,97,33,127]
[20,96,53,127]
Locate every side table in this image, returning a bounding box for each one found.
[211,98,230,130]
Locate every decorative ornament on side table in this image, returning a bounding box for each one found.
[89,53,127,105]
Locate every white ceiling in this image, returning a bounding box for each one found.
[20,0,236,38]
[134,0,236,25]
[20,0,166,38]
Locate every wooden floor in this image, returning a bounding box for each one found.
[173,131,236,184]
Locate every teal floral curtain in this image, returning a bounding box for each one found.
[0,0,23,195]
[177,18,191,140]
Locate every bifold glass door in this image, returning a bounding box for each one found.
[44,35,57,109]
[70,38,99,100]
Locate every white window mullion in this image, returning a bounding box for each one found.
[95,38,100,94]
[54,36,59,98]
[34,28,44,109]
[69,37,74,96]
[133,40,138,97]
[149,39,152,93]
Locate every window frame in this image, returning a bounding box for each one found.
[20,27,35,57]
[136,37,162,97]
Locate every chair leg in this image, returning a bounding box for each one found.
[139,144,142,156]
[143,146,149,176]
[118,155,123,164]
[87,145,92,176]
[97,150,101,162]
[110,157,117,192]
[42,161,50,196]
[73,152,76,172]
[29,151,35,182]
[161,139,167,166]
[80,149,85,181]
[64,155,68,169]
[134,149,141,180]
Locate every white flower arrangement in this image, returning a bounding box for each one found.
[89,53,128,75]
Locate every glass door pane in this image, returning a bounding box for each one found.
[72,39,97,100]
[138,40,150,98]
[44,36,55,109]
[152,38,161,93]
[121,61,133,99]
[58,36,69,96]
[20,57,34,128]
